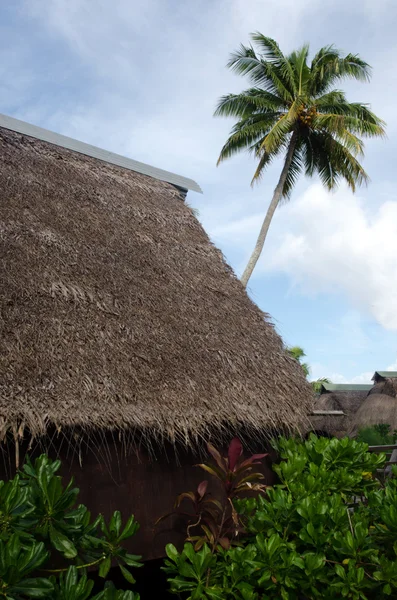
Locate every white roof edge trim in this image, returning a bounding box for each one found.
[0,113,202,194]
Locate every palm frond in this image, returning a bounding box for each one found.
[336,54,371,82]
[336,130,364,157]
[214,88,287,118]
[310,46,371,95]
[309,45,341,94]
[314,108,386,138]
[303,131,369,191]
[217,114,280,164]
[227,43,295,101]
[258,114,293,155]
[288,45,310,94]
[250,33,285,62]
[227,44,278,91]
[250,147,281,183]
[251,32,297,95]
[281,141,304,198]
[315,89,347,106]
[259,97,303,154]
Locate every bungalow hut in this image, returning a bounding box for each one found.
[310,383,371,437]
[353,372,397,432]
[0,114,313,559]
[371,371,397,396]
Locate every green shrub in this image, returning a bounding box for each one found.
[0,454,141,599]
[356,424,397,446]
[164,435,397,599]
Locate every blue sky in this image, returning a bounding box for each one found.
[2,0,397,382]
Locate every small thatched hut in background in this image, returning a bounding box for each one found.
[352,372,397,433]
[0,115,313,559]
[310,383,371,437]
[372,371,397,394]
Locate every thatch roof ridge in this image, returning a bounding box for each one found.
[0,127,312,445]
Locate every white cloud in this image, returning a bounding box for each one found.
[20,0,314,170]
[21,0,395,180]
[214,184,397,331]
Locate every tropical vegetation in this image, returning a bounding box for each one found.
[3,437,397,599]
[158,438,268,552]
[357,424,397,446]
[0,454,142,599]
[165,435,397,599]
[215,33,385,286]
[287,345,330,391]
[287,346,310,378]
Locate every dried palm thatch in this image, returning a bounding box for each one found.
[310,390,369,437]
[310,394,347,437]
[0,127,313,448]
[353,394,397,432]
[331,390,369,415]
[352,378,397,432]
[368,378,397,399]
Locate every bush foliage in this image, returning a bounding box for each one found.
[356,424,397,446]
[0,454,141,599]
[164,435,397,599]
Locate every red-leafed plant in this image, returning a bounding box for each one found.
[159,438,268,551]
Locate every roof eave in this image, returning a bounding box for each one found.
[0,113,202,194]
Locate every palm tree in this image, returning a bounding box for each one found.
[215,34,385,287]
[312,377,331,393]
[287,346,330,391]
[287,346,310,378]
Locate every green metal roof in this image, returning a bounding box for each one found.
[321,383,372,392]
[373,371,397,379]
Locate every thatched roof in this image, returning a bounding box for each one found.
[353,378,397,431]
[353,394,397,431]
[368,379,397,398]
[0,125,312,446]
[310,386,370,437]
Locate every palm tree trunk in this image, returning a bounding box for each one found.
[240,131,298,288]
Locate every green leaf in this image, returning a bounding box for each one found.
[99,556,111,578]
[49,527,78,558]
[64,565,78,593]
[196,464,224,479]
[384,583,392,595]
[206,588,226,599]
[123,553,143,568]
[119,515,139,541]
[335,564,346,579]
[109,511,122,538]
[119,564,136,584]
[165,544,179,563]
[8,577,54,598]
